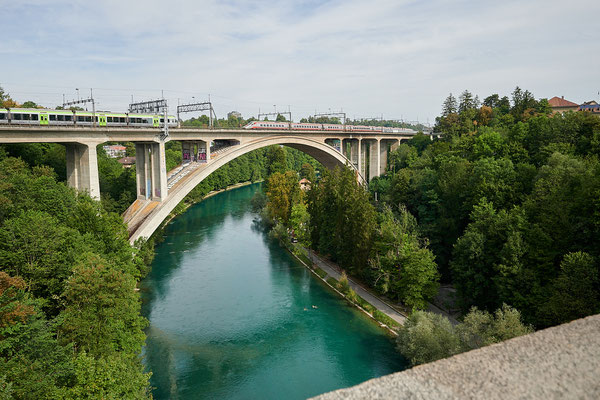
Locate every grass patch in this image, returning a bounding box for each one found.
[356,296,376,314]
[326,277,338,287]
[293,247,312,266]
[314,267,327,279]
[373,310,401,328]
[346,288,359,304]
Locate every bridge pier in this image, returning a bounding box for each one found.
[379,139,397,175]
[368,139,380,180]
[65,143,100,199]
[182,140,210,163]
[135,142,168,201]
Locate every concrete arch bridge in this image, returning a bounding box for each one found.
[0,127,415,242]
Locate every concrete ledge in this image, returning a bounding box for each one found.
[312,314,600,400]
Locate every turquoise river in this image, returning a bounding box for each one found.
[141,183,406,399]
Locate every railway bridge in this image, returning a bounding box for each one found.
[0,126,416,243]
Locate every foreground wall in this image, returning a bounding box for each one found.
[312,314,600,399]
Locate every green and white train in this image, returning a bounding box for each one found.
[0,108,178,128]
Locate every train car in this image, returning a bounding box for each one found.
[322,124,344,132]
[347,125,374,132]
[0,107,177,128]
[3,108,44,125]
[0,108,9,124]
[106,113,128,127]
[290,122,322,131]
[382,127,418,134]
[48,109,76,125]
[243,121,291,130]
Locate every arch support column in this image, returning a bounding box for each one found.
[65,142,100,199]
[369,139,380,180]
[135,142,168,201]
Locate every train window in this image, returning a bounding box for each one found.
[65,115,72,121]
[32,114,38,120]
[86,116,92,122]
[49,115,56,121]
[13,114,21,120]
[57,115,64,121]
[107,117,113,123]
[120,117,125,123]
[77,116,84,122]
[160,118,164,123]
[0,113,5,120]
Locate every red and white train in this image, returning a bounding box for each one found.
[243,120,417,134]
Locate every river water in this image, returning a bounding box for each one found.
[141,183,406,399]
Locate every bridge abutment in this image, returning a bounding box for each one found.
[65,142,100,199]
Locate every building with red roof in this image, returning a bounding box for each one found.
[548,96,579,114]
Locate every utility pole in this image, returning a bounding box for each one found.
[128,98,169,140]
[63,89,96,127]
[313,111,347,130]
[177,100,217,129]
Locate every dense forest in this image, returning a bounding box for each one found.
[0,155,154,398]
[261,87,599,366]
[374,87,600,329]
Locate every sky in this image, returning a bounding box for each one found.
[1,0,599,124]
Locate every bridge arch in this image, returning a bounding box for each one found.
[129,135,361,243]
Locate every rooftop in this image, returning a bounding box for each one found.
[548,96,579,108]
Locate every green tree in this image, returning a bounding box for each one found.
[20,101,39,109]
[451,200,527,312]
[289,201,310,245]
[396,311,461,365]
[266,145,287,176]
[59,255,147,357]
[370,206,439,309]
[0,273,74,399]
[65,352,151,400]
[456,304,532,350]
[458,90,475,113]
[299,162,316,182]
[307,166,376,274]
[541,252,600,325]
[0,211,84,315]
[442,93,457,116]
[265,171,301,224]
[397,306,531,366]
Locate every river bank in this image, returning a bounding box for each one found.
[274,233,459,331]
[273,235,407,335]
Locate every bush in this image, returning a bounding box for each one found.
[337,271,350,294]
[326,277,338,287]
[397,305,531,366]
[396,311,460,365]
